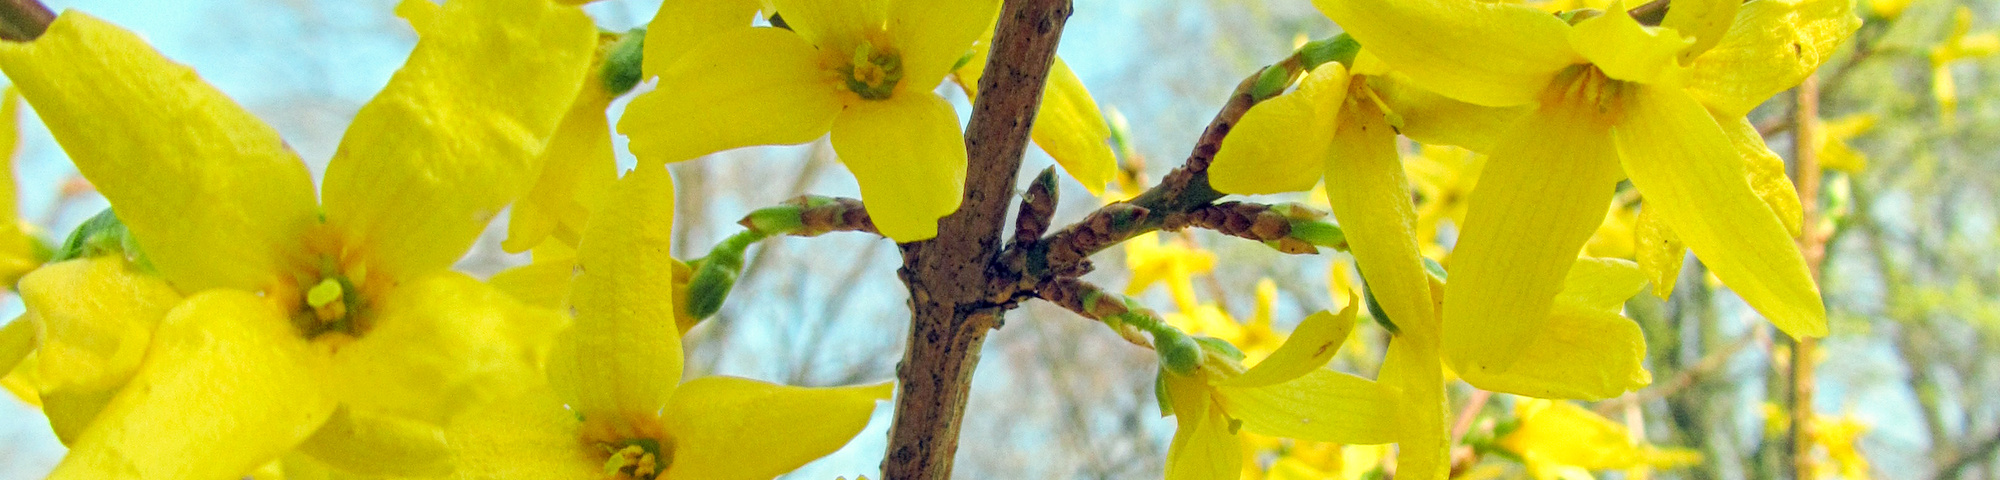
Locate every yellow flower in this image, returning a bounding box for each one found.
[949,31,1118,195]
[0,87,39,286]
[1163,279,1286,364]
[1815,113,1875,173]
[1930,6,1998,128]
[1208,49,1523,376]
[1495,399,1702,480]
[1317,0,1857,386]
[1404,145,1484,259]
[455,165,893,480]
[620,0,1001,242]
[0,0,596,477]
[1162,303,1402,480]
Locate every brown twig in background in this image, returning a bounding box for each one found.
[1789,73,1826,480]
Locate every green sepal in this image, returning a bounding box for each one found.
[1300,33,1361,71]
[1154,327,1205,376]
[52,208,152,272]
[601,28,647,96]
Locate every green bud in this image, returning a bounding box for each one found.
[739,204,806,237]
[1153,369,1174,417]
[1287,218,1347,249]
[1250,65,1294,100]
[1153,328,1205,375]
[1192,336,1245,362]
[1299,33,1361,71]
[600,28,647,96]
[53,208,151,271]
[684,253,742,321]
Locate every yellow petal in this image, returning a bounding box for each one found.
[1612,87,1825,338]
[1685,0,1861,117]
[1455,258,1651,400]
[1365,73,1528,152]
[1379,337,1448,480]
[1164,373,1240,480]
[1716,112,1803,238]
[1220,304,1355,388]
[488,257,579,311]
[504,84,619,254]
[1210,63,1348,195]
[830,93,968,242]
[1324,92,1436,340]
[327,273,568,425]
[621,27,843,165]
[1569,3,1692,85]
[0,87,37,287]
[293,406,452,477]
[1660,0,1741,62]
[323,0,596,284]
[663,377,892,480]
[770,0,888,54]
[0,12,317,294]
[889,0,1002,89]
[18,258,180,396]
[430,381,601,480]
[1634,206,1686,299]
[1030,58,1119,196]
[48,290,336,480]
[643,0,764,78]
[1218,369,1401,444]
[1441,101,1621,375]
[1313,0,1581,107]
[2,351,40,407]
[0,316,29,383]
[560,164,684,429]
[1497,399,1652,470]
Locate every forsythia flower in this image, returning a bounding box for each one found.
[620,0,1002,242]
[0,87,37,286]
[1814,113,1876,173]
[452,165,891,480]
[0,0,596,477]
[1125,231,1218,312]
[1209,51,1521,355]
[1318,0,1859,388]
[1495,399,1702,480]
[1161,302,1401,480]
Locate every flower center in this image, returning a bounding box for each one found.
[600,438,671,480]
[295,273,366,338]
[1546,64,1630,122]
[840,39,904,101]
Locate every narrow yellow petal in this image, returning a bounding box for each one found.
[1164,373,1240,480]
[0,87,36,287]
[889,0,1002,89]
[1613,87,1825,338]
[504,84,618,254]
[1497,400,1653,470]
[1716,113,1803,237]
[0,12,317,294]
[323,0,596,284]
[1222,304,1356,388]
[1685,0,1861,117]
[1365,73,1528,152]
[1211,63,1348,195]
[663,377,892,480]
[770,0,888,53]
[327,273,568,425]
[621,27,843,165]
[1313,0,1581,107]
[1456,258,1651,400]
[830,93,968,242]
[1660,0,1741,62]
[562,164,683,429]
[18,258,179,397]
[1634,206,1686,299]
[1379,337,1448,480]
[1218,369,1401,444]
[0,316,28,383]
[1442,101,1621,375]
[642,0,763,78]
[1324,93,1435,341]
[434,382,602,480]
[488,257,578,311]
[1569,3,1691,85]
[48,290,336,480]
[292,406,451,477]
[1029,58,1119,196]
